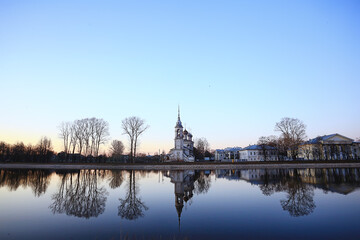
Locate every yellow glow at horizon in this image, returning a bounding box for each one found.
[1,131,173,155]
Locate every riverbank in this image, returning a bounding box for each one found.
[1,161,360,170]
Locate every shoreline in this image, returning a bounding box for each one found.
[1,162,360,170]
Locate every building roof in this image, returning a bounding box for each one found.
[175,119,183,128]
[242,145,276,150]
[216,147,242,152]
[175,106,183,128]
[305,133,354,144]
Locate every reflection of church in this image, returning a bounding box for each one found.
[167,108,195,162]
[164,170,195,227]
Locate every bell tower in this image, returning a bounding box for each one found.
[174,106,184,160]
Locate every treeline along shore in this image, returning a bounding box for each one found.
[1,116,359,164]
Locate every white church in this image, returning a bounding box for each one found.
[167,108,195,162]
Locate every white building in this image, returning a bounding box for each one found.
[239,145,277,161]
[167,108,195,162]
[215,147,242,162]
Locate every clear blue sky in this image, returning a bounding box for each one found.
[1,0,360,154]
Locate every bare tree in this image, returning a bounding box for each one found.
[82,119,92,156]
[37,137,53,162]
[74,119,86,155]
[58,122,71,154]
[122,116,149,162]
[93,118,110,157]
[259,135,285,161]
[69,124,77,155]
[110,140,125,158]
[257,136,271,161]
[195,138,209,155]
[275,117,307,160]
[58,118,109,158]
[88,118,97,156]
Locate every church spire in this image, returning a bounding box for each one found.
[175,105,183,128]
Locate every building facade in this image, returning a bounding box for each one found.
[215,147,242,162]
[298,133,360,160]
[167,108,195,162]
[239,145,277,161]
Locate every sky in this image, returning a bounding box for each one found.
[1,0,360,154]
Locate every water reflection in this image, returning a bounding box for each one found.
[245,169,316,217]
[1,167,360,221]
[280,171,316,217]
[118,170,148,220]
[0,169,51,197]
[164,170,195,228]
[194,170,212,195]
[215,168,360,217]
[49,169,108,218]
[107,169,124,189]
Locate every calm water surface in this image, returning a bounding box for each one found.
[1,168,360,239]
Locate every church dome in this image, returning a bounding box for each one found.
[188,132,192,137]
[183,129,188,135]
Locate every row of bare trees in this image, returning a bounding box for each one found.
[58,116,149,162]
[0,137,53,162]
[59,118,109,157]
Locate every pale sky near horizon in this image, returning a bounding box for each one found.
[1,0,360,154]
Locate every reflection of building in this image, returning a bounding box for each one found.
[298,134,360,160]
[238,169,283,184]
[293,168,360,195]
[164,170,195,227]
[168,108,195,162]
[215,168,360,195]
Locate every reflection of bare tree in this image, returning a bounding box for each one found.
[118,171,148,220]
[260,183,278,196]
[107,170,124,189]
[259,169,287,196]
[194,171,211,194]
[50,170,108,218]
[0,169,51,197]
[280,170,316,217]
[29,170,51,197]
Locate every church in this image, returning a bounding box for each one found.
[167,108,195,162]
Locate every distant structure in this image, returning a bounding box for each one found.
[298,133,360,160]
[239,145,277,161]
[167,107,195,162]
[215,133,360,162]
[214,147,242,162]
[215,145,277,162]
